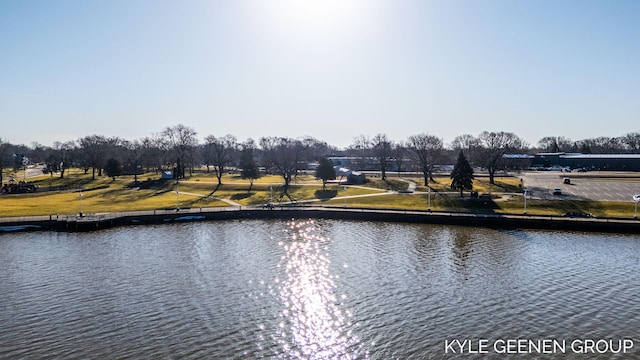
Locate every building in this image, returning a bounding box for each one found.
[328,157,380,171]
[531,153,640,171]
[161,171,174,180]
[327,156,413,172]
[334,166,366,184]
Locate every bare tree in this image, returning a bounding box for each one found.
[477,131,525,184]
[537,136,573,153]
[143,133,171,173]
[162,124,198,179]
[581,136,622,154]
[52,141,75,179]
[347,135,371,171]
[450,134,479,151]
[300,136,337,161]
[0,139,9,185]
[29,142,48,165]
[203,134,237,187]
[393,142,407,175]
[407,134,443,186]
[78,135,110,179]
[621,132,640,152]
[371,133,393,181]
[450,134,480,166]
[259,137,305,196]
[122,139,146,182]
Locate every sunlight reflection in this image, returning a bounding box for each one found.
[274,220,363,359]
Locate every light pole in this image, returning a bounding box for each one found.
[523,187,527,214]
[427,186,431,211]
[176,180,179,211]
[633,194,640,218]
[79,190,83,217]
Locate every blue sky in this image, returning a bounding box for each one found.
[1,0,638,149]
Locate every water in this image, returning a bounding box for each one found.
[1,220,639,359]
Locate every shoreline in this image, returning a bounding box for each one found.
[1,206,639,234]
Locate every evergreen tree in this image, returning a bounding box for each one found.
[450,151,474,197]
[104,158,123,181]
[315,157,336,190]
[239,146,260,192]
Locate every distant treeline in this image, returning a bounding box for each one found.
[1,126,639,187]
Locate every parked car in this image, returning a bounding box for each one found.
[563,177,571,184]
[553,188,562,195]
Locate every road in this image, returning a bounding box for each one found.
[519,171,640,201]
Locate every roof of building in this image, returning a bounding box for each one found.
[533,152,640,159]
[561,153,640,159]
[503,154,534,159]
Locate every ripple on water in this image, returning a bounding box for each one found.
[0,221,639,358]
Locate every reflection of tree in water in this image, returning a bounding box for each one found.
[451,229,474,277]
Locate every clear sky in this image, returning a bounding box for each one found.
[1,0,639,149]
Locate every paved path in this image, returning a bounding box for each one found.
[177,190,243,207]
[399,179,417,192]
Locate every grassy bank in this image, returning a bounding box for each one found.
[1,169,638,219]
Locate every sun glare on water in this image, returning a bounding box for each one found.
[271,220,365,358]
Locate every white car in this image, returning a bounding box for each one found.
[553,188,562,195]
[633,194,640,202]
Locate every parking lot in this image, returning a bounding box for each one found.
[519,171,640,201]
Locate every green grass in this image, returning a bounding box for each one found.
[208,183,378,206]
[1,169,638,219]
[0,172,228,216]
[364,178,410,191]
[411,175,522,193]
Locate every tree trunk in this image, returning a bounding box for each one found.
[488,168,496,184]
[283,174,291,194]
[216,166,223,185]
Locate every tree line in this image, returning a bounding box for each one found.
[1,126,639,188]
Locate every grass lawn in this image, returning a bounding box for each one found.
[1,171,228,216]
[1,169,638,219]
[410,175,522,193]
